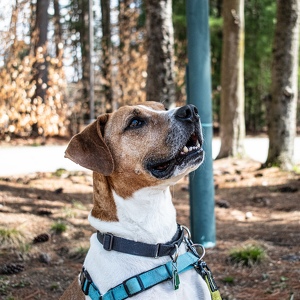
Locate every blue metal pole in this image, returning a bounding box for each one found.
[186,0,216,247]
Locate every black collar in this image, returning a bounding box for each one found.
[97,224,184,258]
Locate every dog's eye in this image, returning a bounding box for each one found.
[127,118,145,129]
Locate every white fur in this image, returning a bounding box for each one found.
[84,184,211,299]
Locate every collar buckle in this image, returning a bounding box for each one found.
[102,233,114,251]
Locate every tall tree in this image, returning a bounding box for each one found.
[100,0,113,112]
[79,0,90,116]
[265,0,300,170]
[53,0,63,60]
[33,0,50,104]
[117,0,146,107]
[217,0,246,158]
[145,0,176,108]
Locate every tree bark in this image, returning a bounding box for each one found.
[53,0,63,60]
[33,0,50,104]
[145,0,176,108]
[100,0,113,112]
[79,0,90,120]
[217,0,246,158]
[266,0,300,170]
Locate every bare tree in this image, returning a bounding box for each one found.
[265,0,300,170]
[53,0,63,60]
[217,0,246,158]
[145,0,176,108]
[33,0,50,104]
[100,0,113,112]
[117,0,147,107]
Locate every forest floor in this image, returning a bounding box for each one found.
[0,157,299,299]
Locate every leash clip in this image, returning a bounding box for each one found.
[195,261,222,300]
[170,244,180,290]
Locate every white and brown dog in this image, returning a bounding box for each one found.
[60,102,212,300]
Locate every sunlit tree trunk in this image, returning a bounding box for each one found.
[217,0,245,158]
[100,0,113,112]
[266,0,300,170]
[33,0,50,104]
[117,0,146,106]
[145,0,176,108]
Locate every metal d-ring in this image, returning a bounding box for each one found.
[191,243,206,261]
[180,225,191,240]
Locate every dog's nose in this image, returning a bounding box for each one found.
[175,105,199,123]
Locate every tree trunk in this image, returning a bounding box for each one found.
[79,0,90,121]
[53,0,63,60]
[217,0,245,158]
[266,0,300,170]
[145,0,176,108]
[100,0,113,112]
[117,0,146,107]
[10,0,19,53]
[33,0,50,104]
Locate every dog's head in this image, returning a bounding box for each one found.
[65,102,204,198]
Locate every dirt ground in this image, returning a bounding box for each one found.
[0,157,299,300]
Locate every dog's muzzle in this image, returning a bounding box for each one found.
[146,105,204,179]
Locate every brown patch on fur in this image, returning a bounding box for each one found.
[65,114,114,176]
[59,277,85,300]
[108,172,159,199]
[102,102,172,198]
[139,101,166,110]
[91,172,118,221]
[66,101,173,203]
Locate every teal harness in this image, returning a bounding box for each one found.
[81,251,199,300]
[80,226,222,300]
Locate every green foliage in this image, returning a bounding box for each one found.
[53,168,67,177]
[223,276,235,284]
[72,200,87,210]
[62,208,77,219]
[69,246,89,261]
[51,221,67,234]
[0,277,30,297]
[50,282,60,291]
[244,0,276,132]
[209,16,223,123]
[229,244,266,267]
[0,228,25,248]
[292,165,300,174]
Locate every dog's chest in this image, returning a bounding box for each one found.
[83,234,211,300]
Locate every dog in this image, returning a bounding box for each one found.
[60,102,213,300]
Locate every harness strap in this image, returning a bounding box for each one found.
[80,252,199,300]
[97,224,184,258]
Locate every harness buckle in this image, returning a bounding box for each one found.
[123,275,145,297]
[80,268,92,295]
[103,233,114,251]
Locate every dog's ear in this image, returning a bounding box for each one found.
[65,114,114,175]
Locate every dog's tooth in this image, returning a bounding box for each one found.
[183,146,188,153]
[189,147,193,152]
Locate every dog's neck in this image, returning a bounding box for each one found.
[89,173,178,244]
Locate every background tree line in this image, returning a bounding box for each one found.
[0,0,299,169]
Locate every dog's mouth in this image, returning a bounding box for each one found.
[147,132,204,179]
